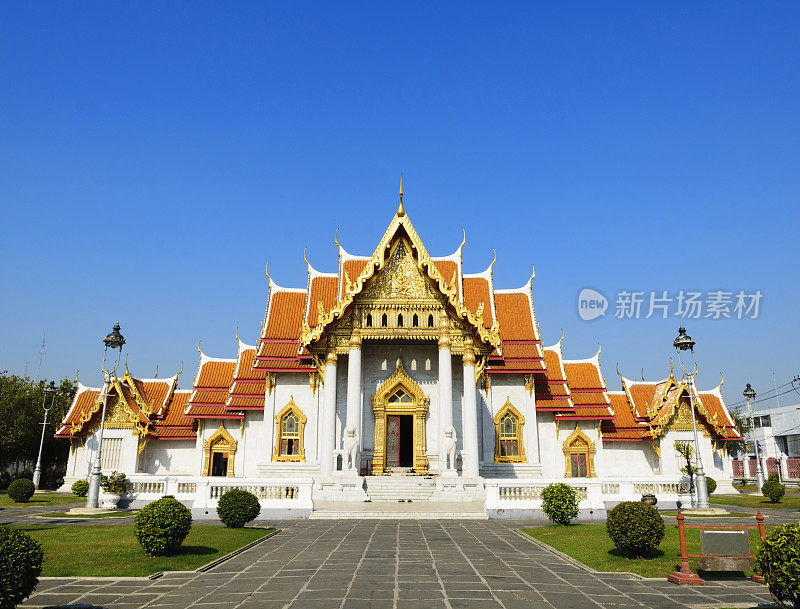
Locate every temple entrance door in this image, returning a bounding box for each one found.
[386,416,400,467]
[211,452,228,477]
[385,415,414,469]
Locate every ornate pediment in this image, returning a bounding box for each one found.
[359,240,438,301]
[300,206,501,354]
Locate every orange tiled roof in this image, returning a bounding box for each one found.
[263,291,307,340]
[185,404,244,419]
[433,261,459,299]
[341,259,369,298]
[307,276,339,327]
[196,361,236,388]
[147,427,197,439]
[494,293,535,341]
[563,362,605,391]
[157,392,193,427]
[463,277,493,328]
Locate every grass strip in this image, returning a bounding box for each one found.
[14,524,273,577]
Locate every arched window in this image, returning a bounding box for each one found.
[492,398,526,463]
[412,313,419,327]
[397,314,403,328]
[381,313,388,328]
[428,314,434,328]
[563,426,596,477]
[366,313,372,328]
[273,398,307,462]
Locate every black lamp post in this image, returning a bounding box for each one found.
[673,325,710,509]
[742,383,765,489]
[85,322,125,509]
[32,380,57,490]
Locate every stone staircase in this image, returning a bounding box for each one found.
[364,475,437,502]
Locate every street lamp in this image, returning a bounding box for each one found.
[673,325,710,509]
[742,383,765,489]
[32,380,57,490]
[85,322,125,509]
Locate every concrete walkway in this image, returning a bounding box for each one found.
[22,520,774,609]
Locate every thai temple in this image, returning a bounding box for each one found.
[56,184,743,518]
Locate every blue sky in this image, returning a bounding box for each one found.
[1,3,798,412]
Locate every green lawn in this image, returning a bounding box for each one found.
[522,524,771,579]
[658,511,746,518]
[732,484,799,493]
[0,492,82,507]
[710,495,800,510]
[15,525,274,577]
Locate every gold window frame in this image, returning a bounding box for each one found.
[273,397,307,462]
[493,397,526,463]
[202,424,237,477]
[563,425,596,477]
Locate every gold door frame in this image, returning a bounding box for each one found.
[202,424,237,477]
[371,359,429,475]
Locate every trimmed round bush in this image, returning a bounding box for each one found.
[217,489,260,528]
[541,483,580,525]
[756,521,800,609]
[0,525,44,609]
[133,497,192,556]
[71,480,89,497]
[762,477,786,504]
[7,479,35,503]
[606,501,666,558]
[704,476,717,495]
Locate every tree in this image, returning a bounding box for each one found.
[0,372,75,484]
[674,440,696,495]
[725,408,752,456]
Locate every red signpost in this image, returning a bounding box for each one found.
[667,510,767,585]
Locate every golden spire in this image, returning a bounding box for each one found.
[397,173,405,217]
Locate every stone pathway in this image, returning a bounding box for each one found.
[22,520,774,609]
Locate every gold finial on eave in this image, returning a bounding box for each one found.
[334,227,340,247]
[154,365,158,379]
[265,262,270,281]
[397,173,405,217]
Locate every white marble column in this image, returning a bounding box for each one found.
[438,315,455,472]
[461,339,480,479]
[344,332,362,470]
[319,351,338,477]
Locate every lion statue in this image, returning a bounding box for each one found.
[343,424,359,470]
[442,425,457,471]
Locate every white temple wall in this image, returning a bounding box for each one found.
[537,414,560,477]
[662,430,731,482]
[603,442,660,477]
[140,440,196,475]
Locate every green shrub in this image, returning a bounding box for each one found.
[71,480,89,497]
[217,489,261,528]
[755,521,800,609]
[133,497,192,556]
[7,479,35,503]
[762,477,786,504]
[704,476,717,495]
[0,525,44,609]
[540,483,580,525]
[100,472,128,495]
[606,501,666,558]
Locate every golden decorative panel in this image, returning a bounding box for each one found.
[563,425,596,478]
[371,359,429,475]
[202,424,237,477]
[493,398,526,463]
[273,397,307,462]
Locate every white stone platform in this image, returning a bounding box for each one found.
[309,500,488,519]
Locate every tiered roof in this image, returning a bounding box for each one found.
[58,200,741,445]
[601,365,742,443]
[56,367,197,441]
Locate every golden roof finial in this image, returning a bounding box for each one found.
[397,173,405,217]
[154,364,158,379]
[334,228,340,247]
[265,262,270,281]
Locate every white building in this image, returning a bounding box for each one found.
[732,403,800,482]
[56,197,743,517]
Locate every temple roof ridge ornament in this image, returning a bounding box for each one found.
[299,180,502,351]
